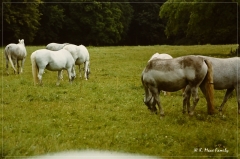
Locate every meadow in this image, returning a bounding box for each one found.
[1,44,239,158]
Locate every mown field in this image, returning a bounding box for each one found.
[1,45,239,158]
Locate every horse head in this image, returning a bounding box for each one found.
[143,95,157,114]
[18,39,25,45]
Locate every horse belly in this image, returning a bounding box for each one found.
[212,67,237,90]
[75,58,85,65]
[150,70,186,91]
[45,63,65,71]
[213,78,236,90]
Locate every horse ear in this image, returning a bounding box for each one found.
[19,39,20,42]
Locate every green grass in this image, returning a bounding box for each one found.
[1,45,239,158]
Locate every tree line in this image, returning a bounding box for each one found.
[2,0,239,46]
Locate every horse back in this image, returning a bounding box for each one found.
[199,56,239,89]
[46,43,67,51]
[51,49,74,64]
[142,55,206,91]
[144,55,203,72]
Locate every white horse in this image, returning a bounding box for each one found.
[46,43,69,51]
[30,49,76,86]
[142,55,214,116]
[198,56,240,114]
[4,39,27,74]
[63,44,90,80]
[148,53,173,96]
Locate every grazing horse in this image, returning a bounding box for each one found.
[4,39,27,74]
[63,44,90,80]
[149,53,173,95]
[30,49,76,86]
[198,56,240,114]
[141,55,214,116]
[46,43,69,51]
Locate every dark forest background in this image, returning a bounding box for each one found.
[1,0,239,46]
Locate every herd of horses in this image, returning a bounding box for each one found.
[4,40,240,116]
[5,40,90,86]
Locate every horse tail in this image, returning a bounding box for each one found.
[201,59,215,115]
[5,46,17,72]
[30,52,39,85]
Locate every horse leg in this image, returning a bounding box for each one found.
[13,59,17,74]
[56,70,62,85]
[150,86,164,116]
[6,59,9,75]
[20,58,26,73]
[78,65,82,78]
[183,85,191,114]
[218,87,234,115]
[66,68,73,84]
[17,60,20,74]
[189,87,199,116]
[87,61,90,79]
[71,66,76,81]
[38,69,44,85]
[84,61,90,80]
[59,70,64,80]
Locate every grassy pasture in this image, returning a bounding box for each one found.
[1,45,239,158]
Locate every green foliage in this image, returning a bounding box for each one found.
[77,2,124,45]
[187,1,238,44]
[127,2,166,45]
[1,45,239,158]
[32,1,133,45]
[1,1,238,45]
[2,0,42,44]
[33,3,65,44]
[160,0,238,45]
[160,1,191,40]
